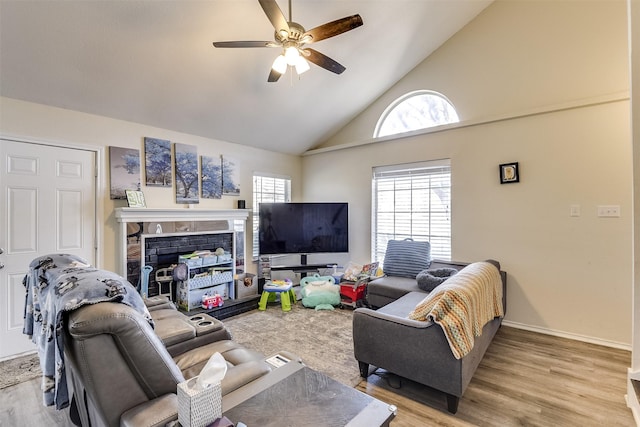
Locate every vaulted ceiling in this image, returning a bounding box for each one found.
[0,1,492,155]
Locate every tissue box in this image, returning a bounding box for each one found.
[177,377,222,427]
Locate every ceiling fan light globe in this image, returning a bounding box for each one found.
[295,57,310,74]
[272,55,288,74]
[284,46,300,65]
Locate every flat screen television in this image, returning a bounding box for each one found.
[258,202,349,255]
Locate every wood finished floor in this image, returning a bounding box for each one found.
[356,326,634,426]
[0,326,634,426]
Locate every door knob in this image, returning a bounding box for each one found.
[0,248,3,254]
[0,263,4,269]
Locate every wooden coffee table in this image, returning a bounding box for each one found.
[222,359,396,426]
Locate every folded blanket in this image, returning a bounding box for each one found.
[23,254,153,409]
[408,261,503,359]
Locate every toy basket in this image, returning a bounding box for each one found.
[188,275,212,290]
[211,270,233,286]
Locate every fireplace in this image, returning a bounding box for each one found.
[115,208,256,317]
[140,232,233,298]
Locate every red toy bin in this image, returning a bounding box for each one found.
[339,283,366,302]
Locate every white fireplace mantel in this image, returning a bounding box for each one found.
[115,207,250,223]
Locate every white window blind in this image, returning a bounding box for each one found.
[252,174,291,258]
[372,160,451,265]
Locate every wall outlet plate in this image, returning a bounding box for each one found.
[597,205,620,217]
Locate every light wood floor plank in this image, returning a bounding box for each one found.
[0,377,73,426]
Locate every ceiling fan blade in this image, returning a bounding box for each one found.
[258,0,290,35]
[302,15,363,44]
[213,41,278,48]
[267,68,282,82]
[303,48,346,74]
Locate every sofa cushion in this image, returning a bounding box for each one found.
[376,291,433,318]
[416,268,458,292]
[383,239,431,278]
[367,275,422,301]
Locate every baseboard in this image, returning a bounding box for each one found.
[0,350,37,363]
[502,320,631,351]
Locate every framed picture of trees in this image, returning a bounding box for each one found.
[109,146,140,199]
[144,137,172,187]
[222,155,240,196]
[174,143,199,204]
[201,155,222,199]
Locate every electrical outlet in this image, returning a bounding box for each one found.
[597,205,620,217]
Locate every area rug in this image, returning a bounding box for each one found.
[223,304,363,387]
[0,353,41,390]
[0,306,362,390]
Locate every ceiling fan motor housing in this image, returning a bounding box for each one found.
[276,21,305,43]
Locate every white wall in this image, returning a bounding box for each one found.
[303,0,632,347]
[0,96,302,273]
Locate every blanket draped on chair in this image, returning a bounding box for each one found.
[408,261,503,359]
[22,254,153,409]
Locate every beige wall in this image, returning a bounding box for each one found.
[0,96,302,273]
[303,0,632,346]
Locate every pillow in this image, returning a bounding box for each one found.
[383,239,431,278]
[416,268,458,292]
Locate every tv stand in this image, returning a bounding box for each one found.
[270,264,334,274]
[266,254,337,279]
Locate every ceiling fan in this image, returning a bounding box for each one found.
[213,0,363,82]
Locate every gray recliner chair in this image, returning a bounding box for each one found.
[64,301,271,427]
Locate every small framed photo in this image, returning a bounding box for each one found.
[499,162,519,184]
[125,190,146,207]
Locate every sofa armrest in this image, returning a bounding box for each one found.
[120,393,178,427]
[353,304,465,395]
[145,296,177,311]
[353,307,435,329]
[222,360,272,395]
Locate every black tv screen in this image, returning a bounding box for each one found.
[259,203,349,255]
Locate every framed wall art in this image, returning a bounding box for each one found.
[109,146,140,199]
[144,137,172,187]
[174,143,199,204]
[201,155,223,199]
[125,190,146,208]
[499,162,519,184]
[222,155,240,196]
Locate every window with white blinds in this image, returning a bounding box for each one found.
[371,160,451,265]
[252,174,291,258]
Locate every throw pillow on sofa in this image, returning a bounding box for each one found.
[383,238,431,278]
[416,267,458,292]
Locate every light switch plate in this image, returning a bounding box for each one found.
[570,205,580,217]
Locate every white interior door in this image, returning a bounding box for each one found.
[0,139,97,360]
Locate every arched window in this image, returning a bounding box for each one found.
[374,90,460,138]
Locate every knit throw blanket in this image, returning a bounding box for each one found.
[22,254,153,410]
[408,261,504,359]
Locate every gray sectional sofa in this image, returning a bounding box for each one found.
[353,260,507,413]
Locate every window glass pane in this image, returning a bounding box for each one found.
[374,91,459,138]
